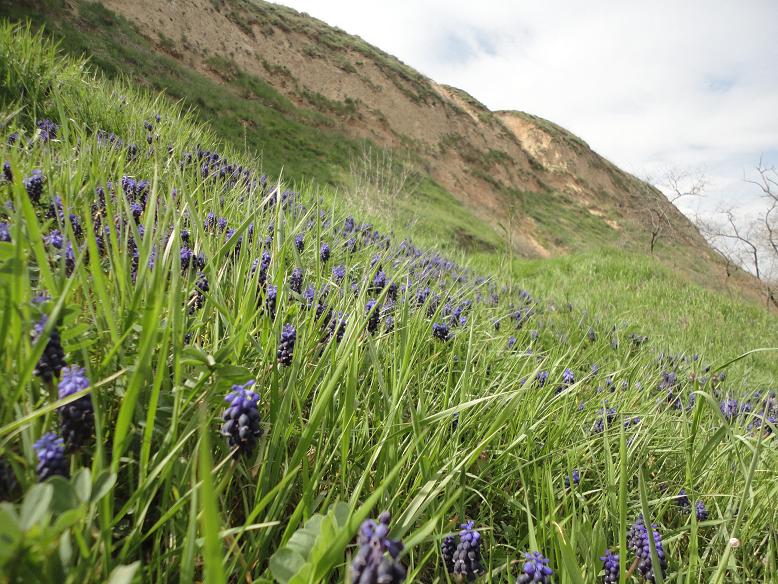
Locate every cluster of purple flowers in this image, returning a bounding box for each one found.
[516,551,553,583]
[57,366,94,451]
[351,512,406,583]
[220,381,262,455]
[628,516,667,582]
[600,550,619,583]
[441,521,483,581]
[277,323,296,366]
[31,315,66,383]
[33,433,69,481]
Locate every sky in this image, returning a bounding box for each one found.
[271,0,778,222]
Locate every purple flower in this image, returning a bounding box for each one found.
[265,284,277,317]
[516,551,553,584]
[676,489,690,511]
[33,433,69,481]
[294,234,304,252]
[720,398,739,420]
[277,323,296,366]
[449,521,483,581]
[220,381,261,455]
[600,550,619,583]
[332,264,346,283]
[0,221,9,243]
[23,169,44,203]
[695,500,708,521]
[320,242,331,263]
[432,322,450,342]
[327,311,347,343]
[32,315,66,382]
[2,160,11,182]
[628,516,666,582]
[180,246,193,270]
[36,118,58,142]
[563,368,575,385]
[366,300,380,334]
[351,512,406,584]
[289,267,303,294]
[57,366,94,451]
[565,469,580,489]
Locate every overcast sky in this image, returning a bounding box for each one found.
[272,0,778,220]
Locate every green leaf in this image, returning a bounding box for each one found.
[198,406,226,584]
[59,530,73,568]
[553,522,585,584]
[269,502,352,584]
[90,470,117,504]
[20,483,53,531]
[0,504,21,563]
[269,548,307,584]
[107,561,141,584]
[49,476,80,515]
[53,508,84,532]
[73,468,92,504]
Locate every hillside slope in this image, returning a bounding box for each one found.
[1,24,777,583]
[4,0,730,275]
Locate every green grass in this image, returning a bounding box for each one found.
[1,20,778,584]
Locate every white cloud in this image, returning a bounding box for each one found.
[271,0,778,217]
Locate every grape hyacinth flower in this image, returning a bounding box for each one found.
[32,315,66,383]
[442,521,482,582]
[600,550,619,583]
[301,285,316,309]
[565,469,580,489]
[289,267,303,294]
[0,221,10,243]
[695,500,708,521]
[366,300,380,334]
[36,118,58,142]
[265,284,277,317]
[351,512,406,584]
[432,322,450,342]
[675,489,690,512]
[320,242,330,263]
[277,323,296,366]
[628,516,666,582]
[441,535,456,573]
[33,433,69,481]
[23,169,44,203]
[563,368,575,385]
[220,381,261,455]
[189,273,209,314]
[2,160,11,182]
[294,234,304,252]
[57,366,94,451]
[327,311,347,343]
[516,551,553,583]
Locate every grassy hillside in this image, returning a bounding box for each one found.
[1,0,745,293]
[1,23,777,584]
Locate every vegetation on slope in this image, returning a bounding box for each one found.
[1,23,777,584]
[2,0,736,287]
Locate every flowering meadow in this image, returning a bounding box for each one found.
[0,24,776,583]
